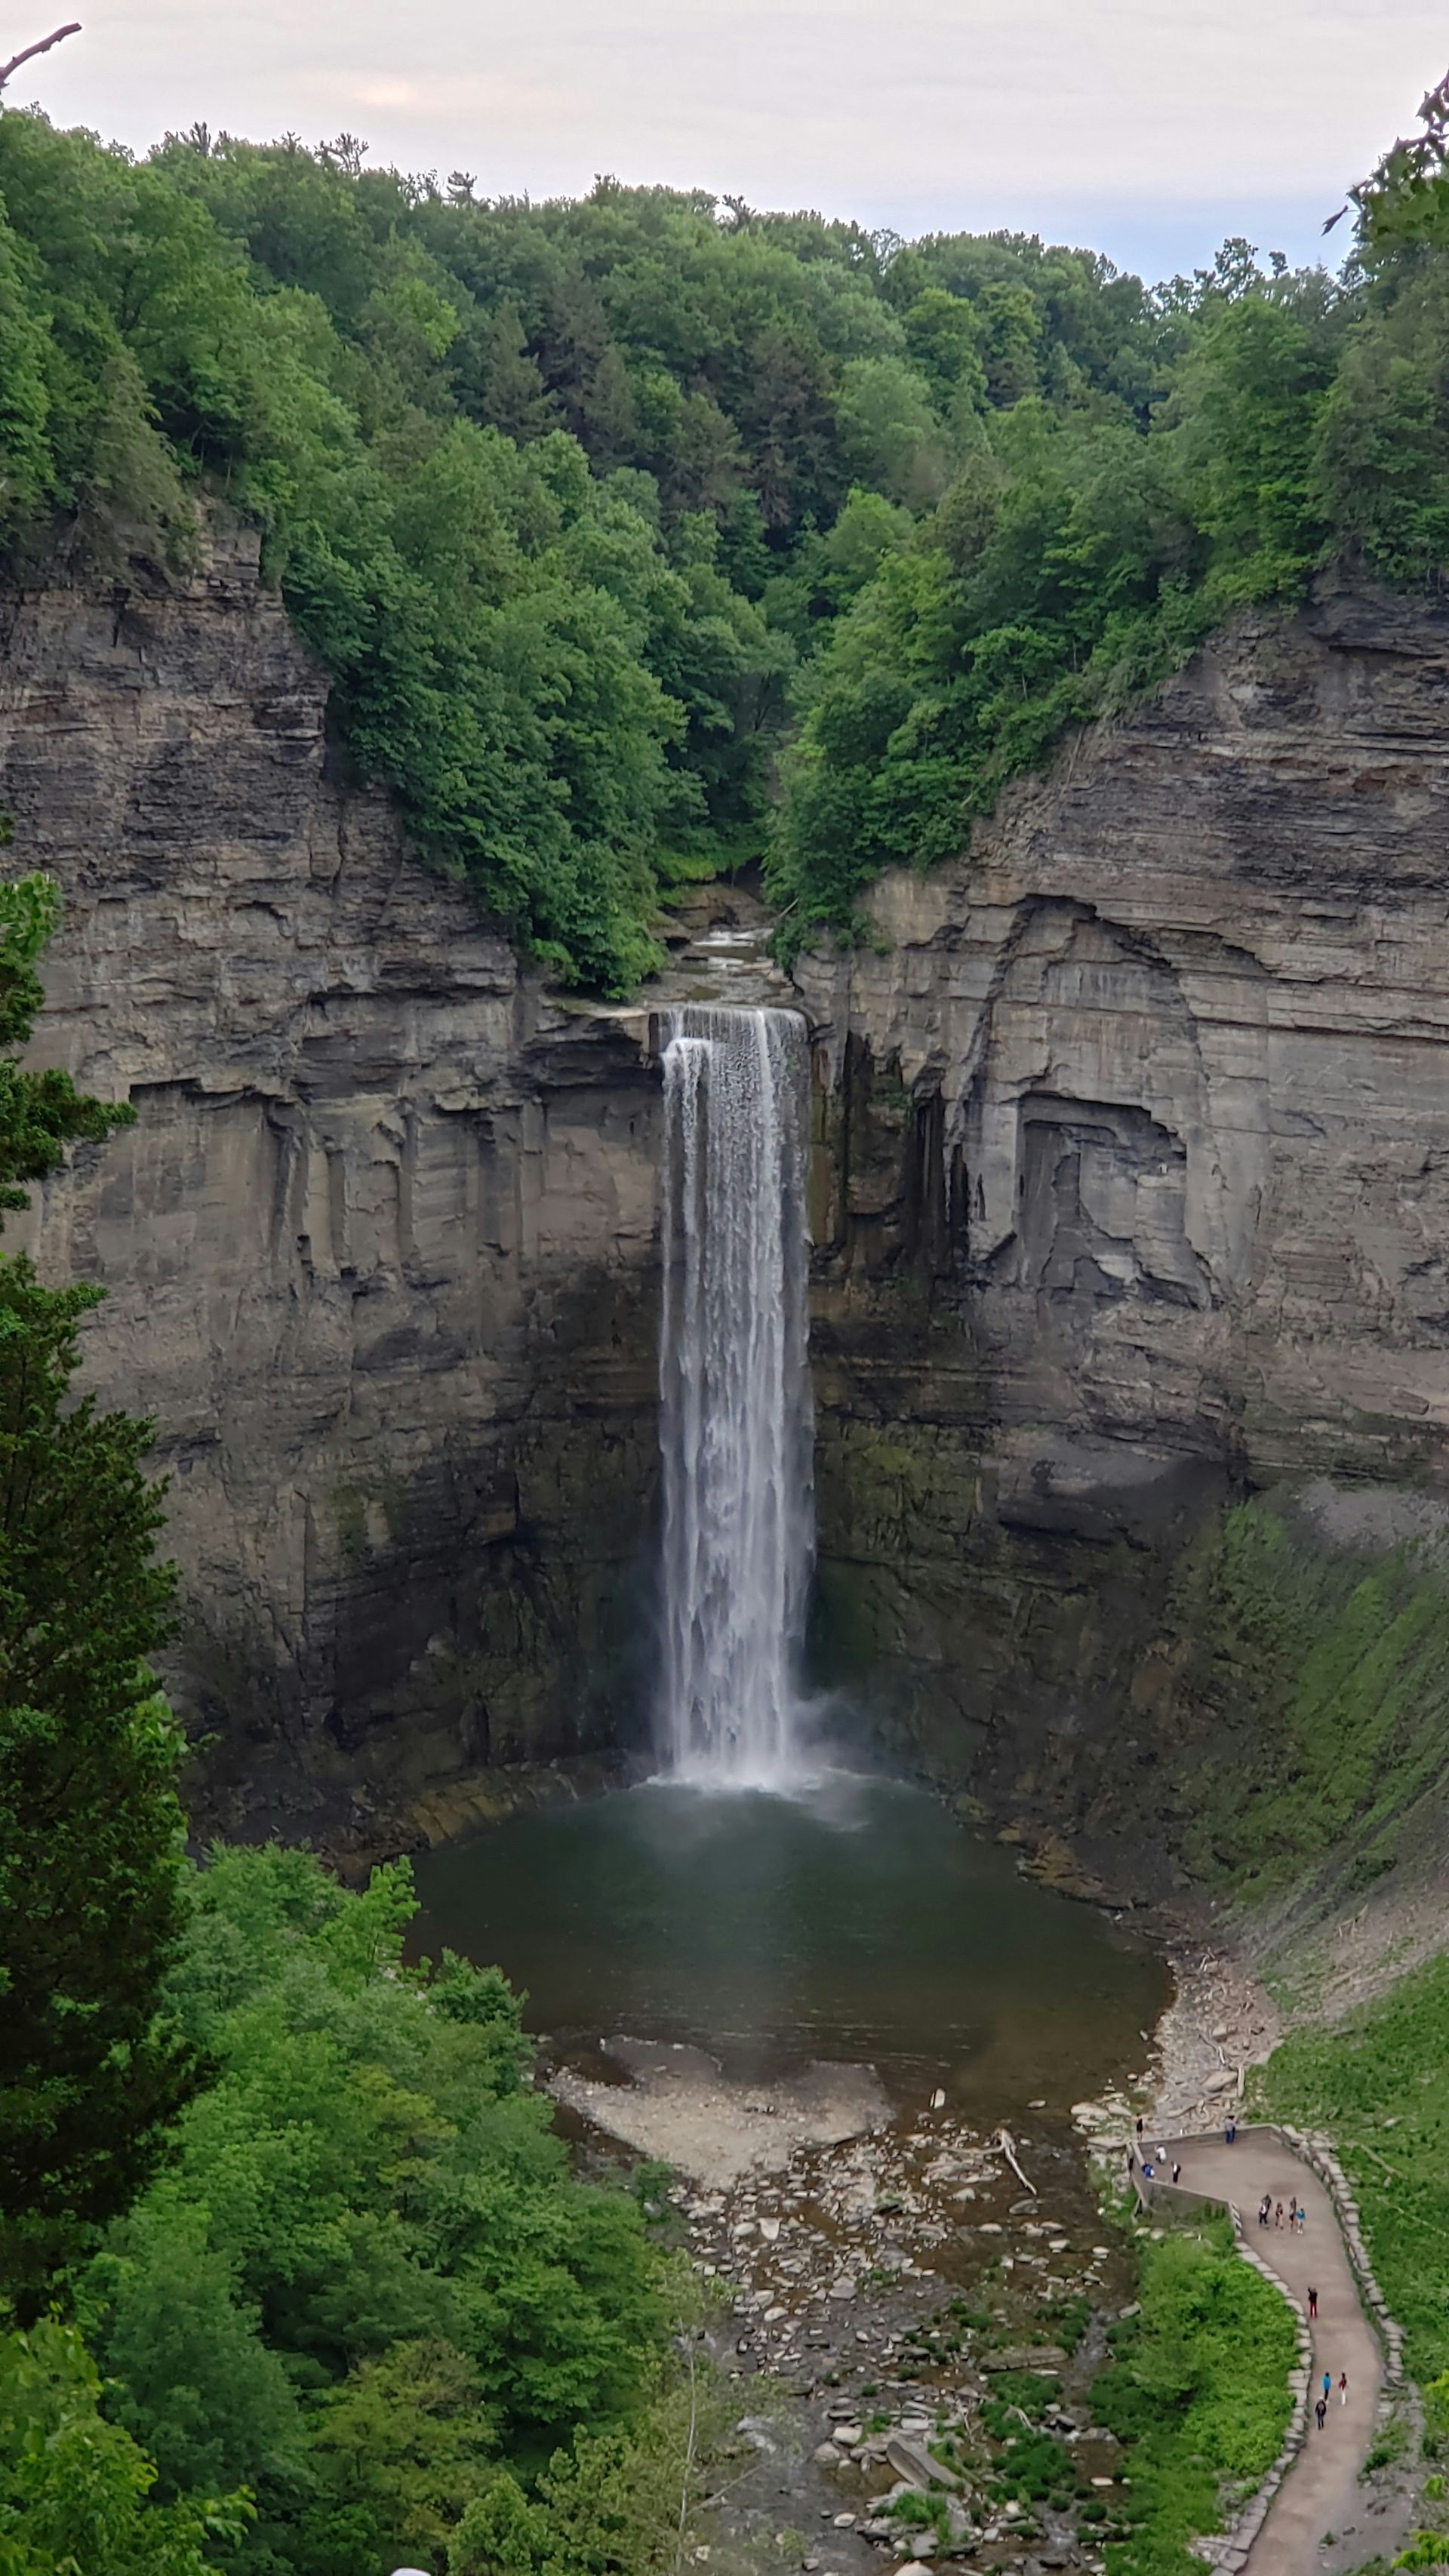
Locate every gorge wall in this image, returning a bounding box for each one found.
[0,527,662,1850]
[795,580,1449,1848]
[7,537,1449,1869]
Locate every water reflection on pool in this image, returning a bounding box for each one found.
[408,1772,1167,2119]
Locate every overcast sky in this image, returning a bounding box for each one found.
[21,0,1449,282]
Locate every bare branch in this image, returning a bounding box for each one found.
[0,20,81,95]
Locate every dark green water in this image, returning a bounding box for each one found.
[409,1774,1168,2121]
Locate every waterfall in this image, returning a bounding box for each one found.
[657,1005,814,1786]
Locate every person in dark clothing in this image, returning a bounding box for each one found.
[1136,2116,1144,2141]
[1315,2396,1327,2430]
[1309,2286,1318,2320]
[1259,2194,1272,2227]
[1171,2160,1182,2184]
[1224,2116,1237,2144]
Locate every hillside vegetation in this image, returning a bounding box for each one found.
[4,97,1448,986]
[1132,1503,1449,1904]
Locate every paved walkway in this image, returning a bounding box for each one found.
[1151,2128,1383,2574]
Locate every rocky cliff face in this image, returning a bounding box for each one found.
[0,528,662,1848]
[8,538,1449,1862]
[795,583,1449,1811]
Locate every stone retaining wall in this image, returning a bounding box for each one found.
[1279,2123,1408,2408]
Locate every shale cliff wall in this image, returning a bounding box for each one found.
[7,538,1449,1864]
[795,583,1449,1821]
[0,528,661,1848]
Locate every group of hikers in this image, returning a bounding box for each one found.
[1128,2144,1181,2184]
[1127,2113,1240,2187]
[1315,2368,1350,2430]
[1259,2190,1306,2234]
[1124,2116,1357,2438]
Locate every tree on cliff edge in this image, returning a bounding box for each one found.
[0,868,199,2308]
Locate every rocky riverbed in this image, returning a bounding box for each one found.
[538,1902,1306,2576]
[555,2036,1155,2574]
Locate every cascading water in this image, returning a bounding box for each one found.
[657,1005,814,1786]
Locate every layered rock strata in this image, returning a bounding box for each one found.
[795,584,1449,1801]
[0,529,661,1844]
[8,540,1449,1853]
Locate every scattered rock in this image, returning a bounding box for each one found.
[885,2433,959,2489]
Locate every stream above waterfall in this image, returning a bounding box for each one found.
[408,1772,1168,2124]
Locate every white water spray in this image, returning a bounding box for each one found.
[657,1005,814,1786]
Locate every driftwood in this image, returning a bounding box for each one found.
[0,21,80,94]
[992,2126,1036,2196]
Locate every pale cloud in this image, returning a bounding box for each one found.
[26,0,1449,275]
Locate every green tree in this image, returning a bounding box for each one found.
[80,1845,670,2566]
[1347,66,1449,255]
[0,1263,196,2306]
[472,303,558,443]
[0,2319,238,2576]
[902,286,987,410]
[0,871,131,1203]
[834,355,952,509]
[301,2339,496,2565]
[0,876,195,2307]
[976,281,1043,405]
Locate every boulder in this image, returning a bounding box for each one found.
[885,2433,959,2489]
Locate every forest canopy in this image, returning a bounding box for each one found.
[1,103,1447,983]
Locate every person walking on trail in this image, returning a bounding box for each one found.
[1259,2194,1272,2228]
[1171,2160,1182,2184]
[1137,2116,1144,2142]
[1322,2371,1332,2405]
[1339,2371,1349,2407]
[1289,2196,1299,2230]
[1315,2396,1328,2431]
[1308,2286,1318,2321]
[1225,2115,1237,2144]
[1296,2206,1306,2235]
[1275,2200,1285,2228]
